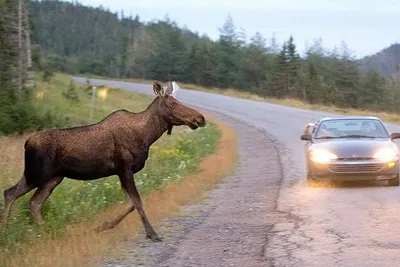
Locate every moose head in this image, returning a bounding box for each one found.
[152,80,206,135]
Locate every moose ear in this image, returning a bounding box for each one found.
[171,81,180,98]
[153,81,164,96]
[165,81,173,95]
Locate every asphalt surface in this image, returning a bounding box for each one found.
[74,77,400,267]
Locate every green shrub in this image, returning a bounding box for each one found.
[0,98,63,135]
[41,70,54,82]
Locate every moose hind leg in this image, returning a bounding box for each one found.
[96,205,135,232]
[28,176,63,225]
[3,175,36,224]
[119,170,161,242]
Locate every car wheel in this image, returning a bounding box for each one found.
[307,172,318,187]
[388,174,399,186]
[306,160,317,186]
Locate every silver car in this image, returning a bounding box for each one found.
[300,116,400,186]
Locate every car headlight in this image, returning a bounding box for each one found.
[310,150,338,163]
[373,148,399,161]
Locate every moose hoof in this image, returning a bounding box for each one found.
[147,232,162,242]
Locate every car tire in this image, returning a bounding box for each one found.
[388,175,399,186]
[306,160,318,186]
[307,172,318,187]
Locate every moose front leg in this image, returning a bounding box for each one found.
[119,169,162,242]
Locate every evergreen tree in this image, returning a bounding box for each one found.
[286,35,301,97]
[0,0,15,103]
[63,79,80,101]
[215,15,241,88]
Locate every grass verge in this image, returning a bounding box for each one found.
[0,73,233,266]
[79,73,400,124]
[1,116,237,267]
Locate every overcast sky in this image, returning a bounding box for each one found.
[75,0,399,59]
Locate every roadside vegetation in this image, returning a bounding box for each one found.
[0,72,223,266]
[1,117,236,267]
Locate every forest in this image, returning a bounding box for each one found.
[1,0,400,135]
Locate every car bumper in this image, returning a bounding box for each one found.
[308,159,399,181]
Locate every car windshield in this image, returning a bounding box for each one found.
[314,119,389,139]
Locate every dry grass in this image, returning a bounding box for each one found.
[0,135,27,189]
[80,74,400,124]
[2,116,237,267]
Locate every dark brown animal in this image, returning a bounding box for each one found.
[2,80,206,242]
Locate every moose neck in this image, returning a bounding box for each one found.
[137,97,170,146]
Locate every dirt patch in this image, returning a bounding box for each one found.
[100,111,295,267]
[3,116,237,267]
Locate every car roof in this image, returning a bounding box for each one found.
[318,116,382,122]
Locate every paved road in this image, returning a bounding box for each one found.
[74,77,400,267]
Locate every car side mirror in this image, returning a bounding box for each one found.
[391,133,400,140]
[301,134,312,141]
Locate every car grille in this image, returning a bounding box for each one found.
[337,157,372,161]
[328,163,385,173]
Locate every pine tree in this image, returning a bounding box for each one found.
[63,79,80,101]
[0,0,15,103]
[215,15,241,88]
[241,32,268,92]
[286,35,301,97]
[268,42,289,98]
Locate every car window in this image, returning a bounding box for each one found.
[314,119,389,138]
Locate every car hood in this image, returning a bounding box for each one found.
[310,138,398,158]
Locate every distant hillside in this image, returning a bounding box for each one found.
[358,43,400,78]
[30,0,205,77]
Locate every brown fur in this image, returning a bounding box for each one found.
[2,81,205,242]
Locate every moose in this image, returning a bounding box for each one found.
[2,80,206,242]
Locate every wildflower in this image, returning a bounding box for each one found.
[178,161,186,170]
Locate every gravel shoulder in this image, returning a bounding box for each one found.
[101,110,296,267]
